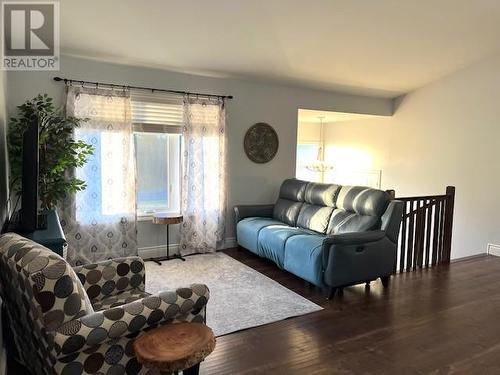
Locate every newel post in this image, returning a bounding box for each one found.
[386,189,396,200]
[443,186,455,263]
[385,189,397,273]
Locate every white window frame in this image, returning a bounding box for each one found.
[134,124,182,220]
[131,91,184,220]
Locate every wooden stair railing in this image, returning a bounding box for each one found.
[394,186,455,272]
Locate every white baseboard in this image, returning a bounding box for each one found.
[487,243,500,257]
[224,237,237,249]
[138,237,237,259]
[138,244,180,259]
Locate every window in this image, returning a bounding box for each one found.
[131,92,184,217]
[134,132,181,215]
[295,143,321,182]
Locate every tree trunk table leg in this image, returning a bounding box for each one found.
[183,363,200,375]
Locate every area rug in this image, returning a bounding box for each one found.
[145,252,323,336]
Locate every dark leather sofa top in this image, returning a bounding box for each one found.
[272,178,391,235]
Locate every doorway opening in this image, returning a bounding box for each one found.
[296,109,382,188]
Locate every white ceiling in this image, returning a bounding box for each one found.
[60,0,500,98]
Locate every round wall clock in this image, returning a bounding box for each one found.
[244,122,279,163]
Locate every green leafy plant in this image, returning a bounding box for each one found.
[8,94,94,210]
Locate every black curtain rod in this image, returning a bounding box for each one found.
[53,76,233,100]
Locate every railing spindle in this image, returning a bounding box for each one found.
[395,186,455,273]
[432,199,440,266]
[416,199,426,268]
[407,200,415,271]
[439,198,446,264]
[424,199,432,267]
[399,201,407,272]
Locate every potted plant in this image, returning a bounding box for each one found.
[8,94,94,210]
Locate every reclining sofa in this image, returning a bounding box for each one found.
[235,179,403,298]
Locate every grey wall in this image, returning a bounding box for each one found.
[6,55,392,254]
[0,70,8,230]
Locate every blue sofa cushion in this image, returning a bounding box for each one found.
[296,182,340,233]
[336,186,390,216]
[258,225,309,268]
[303,182,341,207]
[277,178,308,201]
[296,205,333,233]
[327,186,390,234]
[272,179,308,226]
[273,199,303,227]
[284,234,326,286]
[327,209,380,234]
[236,217,284,254]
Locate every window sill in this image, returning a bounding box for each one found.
[137,211,181,222]
[137,215,155,222]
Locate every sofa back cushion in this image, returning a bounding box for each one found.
[303,182,340,207]
[0,233,94,371]
[327,186,390,234]
[296,182,341,233]
[273,179,308,226]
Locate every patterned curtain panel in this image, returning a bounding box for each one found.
[60,86,137,265]
[180,95,227,254]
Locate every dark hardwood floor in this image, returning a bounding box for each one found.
[201,249,500,375]
[8,249,500,374]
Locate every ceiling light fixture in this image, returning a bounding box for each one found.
[305,116,334,175]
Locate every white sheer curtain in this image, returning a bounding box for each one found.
[61,86,137,265]
[180,95,227,254]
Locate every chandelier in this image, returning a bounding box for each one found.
[305,116,334,173]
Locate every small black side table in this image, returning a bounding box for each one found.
[148,213,185,265]
[10,210,67,258]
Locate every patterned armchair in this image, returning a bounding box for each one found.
[0,233,210,375]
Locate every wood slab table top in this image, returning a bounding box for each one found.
[152,213,183,225]
[133,322,216,373]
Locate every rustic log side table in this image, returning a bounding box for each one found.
[149,213,184,264]
[133,322,216,375]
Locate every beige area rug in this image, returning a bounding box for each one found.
[145,252,323,336]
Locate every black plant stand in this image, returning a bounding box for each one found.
[148,213,185,265]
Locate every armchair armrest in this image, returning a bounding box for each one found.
[53,284,209,357]
[324,230,386,246]
[73,256,145,301]
[234,204,274,223]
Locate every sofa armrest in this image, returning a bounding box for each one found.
[381,200,404,244]
[234,204,274,223]
[324,230,386,246]
[53,284,209,357]
[322,232,396,287]
[73,256,145,301]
